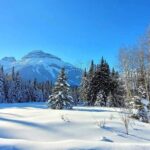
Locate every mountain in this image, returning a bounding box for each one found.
[0,50,82,86]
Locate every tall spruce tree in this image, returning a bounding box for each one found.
[80,69,89,101]
[8,67,17,103]
[109,69,126,107]
[86,60,95,103]
[15,72,23,102]
[47,68,73,109]
[88,57,111,106]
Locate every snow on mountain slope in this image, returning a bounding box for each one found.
[0,50,82,85]
[0,102,150,150]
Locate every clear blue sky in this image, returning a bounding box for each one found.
[0,0,150,69]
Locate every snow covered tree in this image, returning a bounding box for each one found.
[80,69,89,101]
[87,57,111,106]
[71,86,79,105]
[131,86,149,123]
[47,68,73,109]
[0,66,5,102]
[88,60,95,80]
[7,67,17,103]
[15,72,23,102]
[109,69,126,107]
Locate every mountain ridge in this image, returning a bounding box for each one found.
[0,50,82,86]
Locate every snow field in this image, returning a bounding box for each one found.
[0,102,150,150]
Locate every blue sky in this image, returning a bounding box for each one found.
[0,0,150,69]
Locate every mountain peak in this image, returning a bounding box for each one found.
[22,50,61,60]
[1,57,16,62]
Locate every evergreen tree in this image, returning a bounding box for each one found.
[43,81,53,101]
[7,67,17,103]
[0,66,5,102]
[80,69,89,101]
[109,69,126,107]
[86,60,95,103]
[99,59,111,103]
[47,68,73,109]
[71,86,79,105]
[88,57,111,106]
[15,72,23,102]
[88,60,95,80]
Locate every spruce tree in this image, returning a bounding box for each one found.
[47,68,73,109]
[88,57,111,106]
[15,72,23,102]
[86,60,95,103]
[109,69,126,107]
[0,66,5,103]
[7,67,17,103]
[88,60,95,80]
[80,69,89,101]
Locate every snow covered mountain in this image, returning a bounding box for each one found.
[0,50,82,85]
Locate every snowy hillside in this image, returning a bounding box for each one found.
[0,103,150,150]
[0,50,82,85]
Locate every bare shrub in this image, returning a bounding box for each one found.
[120,108,131,135]
[96,119,106,128]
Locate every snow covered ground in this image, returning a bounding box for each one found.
[0,102,150,150]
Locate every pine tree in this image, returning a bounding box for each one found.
[109,69,126,107]
[86,60,95,103]
[15,72,23,102]
[88,57,111,106]
[47,68,73,109]
[99,59,111,103]
[26,80,35,101]
[7,67,17,103]
[88,60,95,80]
[43,81,53,101]
[71,86,79,105]
[0,66,5,102]
[80,69,89,101]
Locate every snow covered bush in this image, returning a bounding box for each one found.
[131,96,149,123]
[131,86,149,123]
[47,68,73,109]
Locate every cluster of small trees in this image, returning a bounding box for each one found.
[80,58,126,107]
[118,28,150,123]
[0,66,52,103]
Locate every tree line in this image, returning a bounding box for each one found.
[0,66,53,103]
[0,66,79,104]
